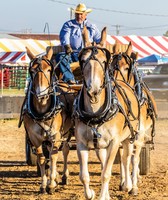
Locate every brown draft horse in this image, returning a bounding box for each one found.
[20,47,74,194]
[110,41,157,195]
[73,26,140,199]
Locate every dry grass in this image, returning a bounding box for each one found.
[0,88,25,96]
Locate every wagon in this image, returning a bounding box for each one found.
[25,44,153,176]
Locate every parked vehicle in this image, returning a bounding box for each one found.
[142,63,168,101]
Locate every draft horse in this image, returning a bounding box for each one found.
[110,41,157,195]
[19,47,73,194]
[73,26,140,199]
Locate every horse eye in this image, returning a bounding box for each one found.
[82,59,86,63]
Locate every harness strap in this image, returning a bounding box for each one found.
[113,79,140,121]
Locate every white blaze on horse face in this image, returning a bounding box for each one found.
[34,64,51,103]
[36,73,49,95]
[84,60,104,93]
[90,60,104,92]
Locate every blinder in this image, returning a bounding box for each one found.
[110,52,134,78]
[78,46,111,72]
[29,57,54,81]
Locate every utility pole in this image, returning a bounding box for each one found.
[116,24,120,35]
[68,8,73,19]
[111,24,121,35]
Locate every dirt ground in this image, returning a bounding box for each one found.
[0,118,168,200]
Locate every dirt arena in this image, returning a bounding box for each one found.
[0,118,168,200]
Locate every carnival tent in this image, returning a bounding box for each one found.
[107,35,168,59]
[0,38,60,64]
[0,52,27,64]
[0,34,168,64]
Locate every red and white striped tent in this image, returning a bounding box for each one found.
[0,35,168,64]
[0,52,27,64]
[0,38,60,64]
[107,35,168,59]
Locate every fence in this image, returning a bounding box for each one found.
[0,65,29,91]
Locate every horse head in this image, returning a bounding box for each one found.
[79,26,111,105]
[27,47,54,106]
[111,41,138,84]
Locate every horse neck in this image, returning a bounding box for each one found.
[32,96,51,114]
[83,87,106,114]
[129,76,135,87]
[115,70,135,87]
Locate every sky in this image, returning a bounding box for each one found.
[0,0,168,36]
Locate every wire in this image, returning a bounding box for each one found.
[48,0,168,17]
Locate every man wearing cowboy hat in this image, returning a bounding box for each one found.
[56,3,101,84]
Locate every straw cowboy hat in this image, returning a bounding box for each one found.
[72,3,92,14]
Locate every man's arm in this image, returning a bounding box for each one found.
[59,22,71,46]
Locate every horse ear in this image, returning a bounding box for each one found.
[99,27,107,48]
[26,47,35,60]
[126,42,132,57]
[82,26,91,47]
[113,40,120,54]
[131,52,138,61]
[135,52,138,60]
[46,46,53,60]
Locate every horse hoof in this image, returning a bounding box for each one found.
[40,187,46,194]
[129,188,138,196]
[88,189,95,200]
[46,186,55,195]
[119,183,125,191]
[119,185,123,191]
[61,175,69,185]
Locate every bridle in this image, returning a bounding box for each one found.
[26,56,62,121]
[75,46,139,144]
[29,57,55,100]
[79,46,111,98]
[111,52,134,84]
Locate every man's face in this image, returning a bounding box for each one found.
[75,12,87,24]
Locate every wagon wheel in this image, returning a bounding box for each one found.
[139,144,150,175]
[25,136,37,166]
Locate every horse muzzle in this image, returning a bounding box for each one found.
[87,89,100,104]
[36,93,49,104]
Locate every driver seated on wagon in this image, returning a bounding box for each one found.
[55,3,101,84]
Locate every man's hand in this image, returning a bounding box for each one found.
[64,44,73,55]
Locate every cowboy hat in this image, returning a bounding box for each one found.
[72,3,92,14]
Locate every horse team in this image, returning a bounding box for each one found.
[19,26,157,200]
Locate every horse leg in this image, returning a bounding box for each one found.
[46,145,59,194]
[120,139,133,193]
[36,146,47,193]
[77,143,95,200]
[119,146,124,190]
[61,141,70,185]
[99,140,120,200]
[130,130,145,196]
[95,148,107,170]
